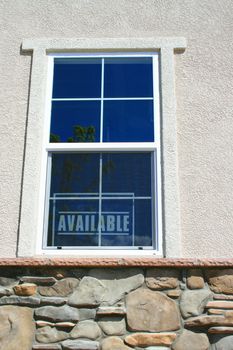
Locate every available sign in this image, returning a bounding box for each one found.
[57,211,131,235]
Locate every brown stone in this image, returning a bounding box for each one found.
[39,278,79,297]
[208,326,233,334]
[126,289,181,332]
[13,283,37,296]
[36,320,54,327]
[171,330,209,350]
[184,315,229,327]
[187,269,205,289]
[206,269,233,294]
[21,276,56,285]
[96,306,126,316]
[146,268,179,290]
[124,332,176,347]
[166,289,181,298]
[208,309,225,315]
[214,294,233,300]
[101,337,131,350]
[32,345,62,350]
[56,322,76,328]
[206,301,233,309]
[0,305,34,350]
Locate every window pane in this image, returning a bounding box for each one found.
[50,153,100,194]
[50,101,100,142]
[103,100,154,142]
[47,199,99,247]
[102,152,152,197]
[104,57,153,98]
[53,58,102,98]
[46,152,154,248]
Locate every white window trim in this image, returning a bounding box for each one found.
[18,37,186,258]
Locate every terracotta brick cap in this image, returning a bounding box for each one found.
[0,258,233,267]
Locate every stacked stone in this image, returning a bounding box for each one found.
[1,267,233,349]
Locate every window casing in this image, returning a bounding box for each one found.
[19,38,186,257]
[43,53,162,252]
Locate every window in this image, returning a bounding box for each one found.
[44,54,161,251]
[19,38,186,257]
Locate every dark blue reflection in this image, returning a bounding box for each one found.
[48,199,99,247]
[50,153,100,194]
[102,153,152,197]
[50,101,100,142]
[103,100,154,142]
[101,200,133,246]
[53,58,101,98]
[104,57,153,98]
[134,200,152,247]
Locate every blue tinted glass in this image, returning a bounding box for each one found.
[103,100,154,142]
[53,58,101,98]
[102,153,151,196]
[50,101,100,142]
[104,57,153,97]
[50,153,100,194]
[101,200,134,246]
[47,199,99,247]
[134,200,152,247]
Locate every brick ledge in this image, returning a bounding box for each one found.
[0,258,232,267]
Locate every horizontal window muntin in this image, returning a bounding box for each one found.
[44,151,157,250]
[43,52,160,252]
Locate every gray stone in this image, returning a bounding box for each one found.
[0,305,34,350]
[62,339,100,350]
[145,348,170,350]
[0,295,40,306]
[35,305,79,322]
[40,297,67,306]
[39,278,79,297]
[101,337,132,350]
[180,289,212,318]
[68,277,106,307]
[146,268,180,290]
[98,317,126,335]
[32,345,62,350]
[36,326,69,343]
[89,268,144,305]
[0,286,13,296]
[0,277,18,286]
[172,330,209,350]
[21,276,57,285]
[71,320,101,340]
[211,335,233,350]
[126,288,180,332]
[79,308,96,320]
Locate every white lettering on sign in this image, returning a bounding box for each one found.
[57,213,130,234]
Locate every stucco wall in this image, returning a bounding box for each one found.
[0,0,233,257]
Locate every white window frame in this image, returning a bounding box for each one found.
[18,38,186,257]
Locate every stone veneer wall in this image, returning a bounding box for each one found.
[1,263,233,349]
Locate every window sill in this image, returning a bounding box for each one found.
[3,257,233,267]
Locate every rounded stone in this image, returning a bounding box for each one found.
[101,337,131,350]
[13,283,37,296]
[187,269,205,289]
[146,268,179,290]
[172,330,209,350]
[126,288,181,332]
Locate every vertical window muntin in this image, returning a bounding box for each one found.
[43,52,161,252]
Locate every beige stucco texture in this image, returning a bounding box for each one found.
[0,0,233,258]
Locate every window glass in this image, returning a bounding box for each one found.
[46,152,154,248]
[50,101,101,142]
[104,57,153,97]
[103,100,154,142]
[53,58,102,98]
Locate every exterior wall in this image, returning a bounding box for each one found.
[0,264,233,349]
[0,0,233,257]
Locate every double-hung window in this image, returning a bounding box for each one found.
[44,53,161,252]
